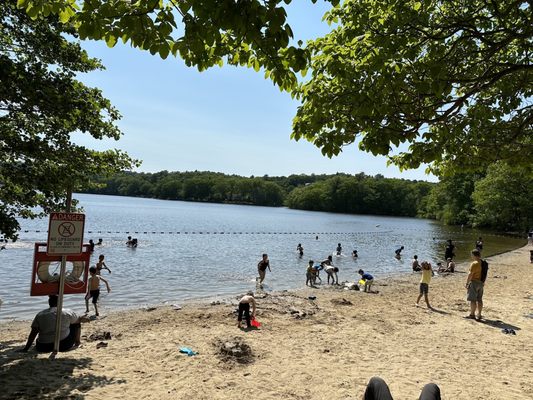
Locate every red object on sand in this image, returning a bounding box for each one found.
[251,317,261,328]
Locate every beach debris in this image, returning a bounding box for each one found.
[144,307,157,312]
[525,313,533,319]
[96,341,108,349]
[179,347,198,356]
[211,301,221,306]
[172,304,182,311]
[289,306,307,319]
[501,328,516,335]
[251,317,261,328]
[214,337,253,364]
[308,295,317,300]
[330,298,353,306]
[344,282,359,291]
[87,331,112,341]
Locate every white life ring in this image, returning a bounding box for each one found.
[37,261,85,283]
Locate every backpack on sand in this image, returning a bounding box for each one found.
[480,260,489,283]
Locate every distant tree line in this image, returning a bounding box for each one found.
[82,164,532,232]
[420,163,532,233]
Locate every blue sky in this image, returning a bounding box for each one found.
[75,1,436,182]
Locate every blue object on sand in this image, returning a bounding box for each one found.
[179,347,198,356]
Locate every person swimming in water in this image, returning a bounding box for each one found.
[336,243,342,256]
[297,243,304,257]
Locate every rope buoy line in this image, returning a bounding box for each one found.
[20,229,508,237]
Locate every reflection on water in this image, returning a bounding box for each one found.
[0,194,525,321]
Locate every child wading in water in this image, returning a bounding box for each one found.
[85,267,111,316]
[416,261,433,309]
[96,254,111,275]
[306,260,316,287]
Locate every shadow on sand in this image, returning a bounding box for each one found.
[0,342,126,399]
[476,318,521,331]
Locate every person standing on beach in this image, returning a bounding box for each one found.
[297,243,304,257]
[237,292,256,329]
[257,253,271,285]
[86,267,111,316]
[416,261,433,309]
[465,249,484,320]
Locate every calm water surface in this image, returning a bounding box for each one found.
[0,194,525,321]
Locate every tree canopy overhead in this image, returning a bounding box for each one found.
[292,0,532,175]
[16,0,339,90]
[0,1,138,240]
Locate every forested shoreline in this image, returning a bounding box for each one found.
[81,165,532,233]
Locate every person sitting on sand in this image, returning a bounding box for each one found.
[86,267,111,316]
[362,376,441,400]
[306,260,316,287]
[412,255,422,272]
[438,259,455,273]
[416,261,433,309]
[21,295,89,353]
[445,258,455,272]
[336,243,342,255]
[237,292,256,329]
[358,269,374,292]
[96,254,111,275]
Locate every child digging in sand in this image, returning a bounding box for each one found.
[237,292,256,329]
[416,261,433,309]
[85,267,111,316]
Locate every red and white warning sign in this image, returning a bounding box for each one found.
[47,212,85,255]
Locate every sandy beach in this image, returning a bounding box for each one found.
[1,245,532,399]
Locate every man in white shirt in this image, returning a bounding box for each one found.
[21,295,87,352]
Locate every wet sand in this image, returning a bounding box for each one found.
[1,246,532,399]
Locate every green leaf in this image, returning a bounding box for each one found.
[105,34,117,48]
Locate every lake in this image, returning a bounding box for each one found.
[0,193,525,321]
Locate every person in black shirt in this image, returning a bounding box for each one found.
[444,239,455,260]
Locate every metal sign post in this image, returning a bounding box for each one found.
[53,191,75,354]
